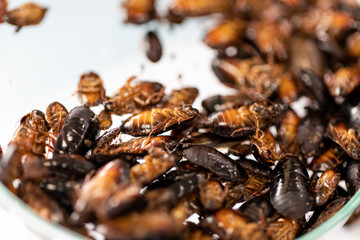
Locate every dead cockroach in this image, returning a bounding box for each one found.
[93,127,121,152]
[201,93,253,115]
[182,145,248,182]
[277,109,301,155]
[204,18,246,49]
[344,159,360,196]
[120,105,199,136]
[310,146,347,172]
[123,0,156,24]
[46,102,68,138]
[162,87,199,108]
[238,195,274,223]
[252,129,281,166]
[312,169,341,206]
[97,110,112,130]
[242,168,271,201]
[270,155,313,219]
[324,66,360,97]
[3,2,47,32]
[228,140,252,157]
[144,31,162,63]
[346,32,360,59]
[77,72,106,106]
[237,158,272,177]
[198,177,228,211]
[104,77,165,115]
[0,0,7,24]
[54,106,100,155]
[266,217,300,240]
[276,73,301,104]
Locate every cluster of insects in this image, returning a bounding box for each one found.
[1,0,360,239]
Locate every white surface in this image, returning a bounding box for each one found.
[0,0,360,239]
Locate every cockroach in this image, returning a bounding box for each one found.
[344,159,360,196]
[209,102,287,138]
[324,66,360,97]
[228,140,252,157]
[3,2,47,32]
[327,118,360,160]
[144,31,162,63]
[120,105,199,136]
[312,169,341,206]
[242,168,271,201]
[93,127,121,152]
[18,181,65,223]
[182,145,248,182]
[77,72,106,106]
[198,177,228,211]
[201,93,253,115]
[11,110,50,156]
[276,73,300,104]
[97,110,112,130]
[309,146,347,172]
[346,32,360,58]
[270,155,313,219]
[123,0,156,24]
[104,77,165,115]
[130,148,177,185]
[277,109,301,155]
[54,106,100,155]
[252,129,281,166]
[266,217,300,240]
[207,209,266,240]
[0,0,7,24]
[46,102,68,138]
[162,87,199,108]
[237,158,272,177]
[238,195,274,223]
[203,18,246,49]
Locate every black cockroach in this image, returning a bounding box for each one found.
[344,159,360,196]
[144,31,162,63]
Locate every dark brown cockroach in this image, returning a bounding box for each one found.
[97,110,112,130]
[93,127,121,152]
[0,0,7,24]
[11,110,50,156]
[212,56,284,97]
[18,181,65,223]
[307,196,348,232]
[266,217,300,240]
[277,109,301,155]
[312,169,341,207]
[167,0,233,22]
[123,0,156,24]
[182,145,248,182]
[324,66,360,97]
[162,87,199,108]
[130,148,177,185]
[327,118,360,160]
[203,18,246,49]
[228,140,252,157]
[54,106,100,155]
[207,209,266,240]
[297,112,327,158]
[237,158,272,177]
[198,178,228,211]
[144,31,162,63]
[209,102,287,138]
[46,102,68,138]
[346,32,360,58]
[309,146,347,172]
[77,72,106,106]
[344,159,360,196]
[104,77,165,115]
[120,105,199,136]
[201,93,253,115]
[252,129,281,166]
[246,20,291,61]
[95,136,177,155]
[238,195,274,223]
[270,155,313,219]
[3,2,47,32]
[276,73,300,104]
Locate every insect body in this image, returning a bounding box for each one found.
[77,72,106,106]
[144,31,162,62]
[312,169,340,206]
[123,0,156,24]
[46,102,68,137]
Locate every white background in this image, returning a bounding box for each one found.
[0,0,360,239]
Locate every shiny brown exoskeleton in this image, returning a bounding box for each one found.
[324,66,360,98]
[346,32,360,59]
[312,169,341,207]
[123,0,156,24]
[276,73,300,104]
[203,18,246,49]
[3,2,47,32]
[11,110,50,156]
[97,110,112,130]
[162,87,199,108]
[46,102,68,138]
[77,72,106,106]
[270,155,313,219]
[144,31,162,63]
[237,158,272,177]
[266,217,300,240]
[252,129,281,166]
[54,106,100,155]
[182,145,248,182]
[121,105,199,136]
[201,93,253,115]
[344,159,360,196]
[309,146,347,172]
[277,109,301,155]
[209,102,287,138]
[242,168,271,201]
[104,77,165,115]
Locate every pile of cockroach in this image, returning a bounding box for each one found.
[2,0,360,239]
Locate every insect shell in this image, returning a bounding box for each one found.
[344,158,360,196]
[324,66,360,98]
[162,87,199,108]
[269,155,313,219]
[97,110,112,130]
[144,31,162,63]
[309,146,347,172]
[238,195,274,223]
[266,217,300,240]
[251,129,281,166]
[77,72,106,106]
[120,105,199,136]
[312,169,341,207]
[123,0,156,24]
[46,101,68,137]
[0,0,7,24]
[54,106,100,155]
[198,177,228,212]
[277,109,301,155]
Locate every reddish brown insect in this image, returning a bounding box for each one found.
[242,169,271,201]
[0,0,7,23]
[105,77,165,115]
[277,109,301,155]
[77,72,106,106]
[98,110,112,130]
[198,178,228,211]
[276,73,300,104]
[3,2,47,32]
[228,140,252,156]
[203,18,246,49]
[121,105,199,136]
[123,0,156,24]
[346,32,360,59]
[266,217,300,240]
[312,169,341,207]
[162,87,199,108]
[252,129,281,166]
[310,146,347,172]
[324,66,360,97]
[144,31,162,63]
[46,102,68,138]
